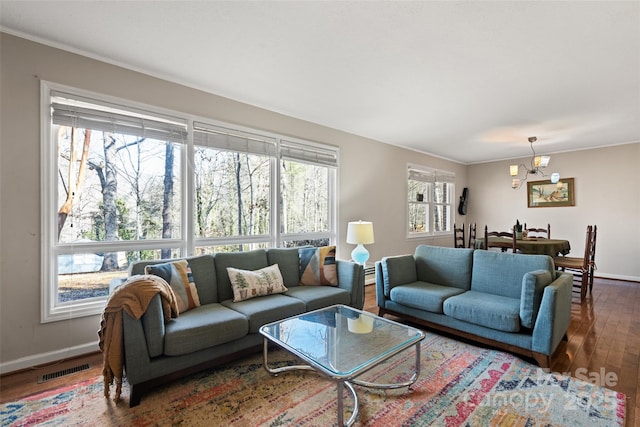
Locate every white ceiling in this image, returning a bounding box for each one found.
[1,1,639,164]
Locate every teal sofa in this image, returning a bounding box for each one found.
[121,247,364,406]
[376,245,572,368]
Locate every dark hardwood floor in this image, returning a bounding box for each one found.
[1,277,638,426]
[365,277,640,426]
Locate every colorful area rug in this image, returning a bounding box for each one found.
[1,332,626,426]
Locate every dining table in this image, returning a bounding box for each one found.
[474,237,571,257]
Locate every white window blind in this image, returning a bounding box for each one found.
[51,94,187,144]
[436,171,456,183]
[408,168,435,183]
[280,139,338,168]
[193,122,277,156]
[408,167,455,184]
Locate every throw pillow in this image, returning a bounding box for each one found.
[227,264,288,302]
[145,259,201,314]
[299,245,338,286]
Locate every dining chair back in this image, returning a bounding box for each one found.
[483,225,517,253]
[553,225,597,301]
[587,225,597,291]
[468,223,477,249]
[454,223,466,248]
[524,223,551,239]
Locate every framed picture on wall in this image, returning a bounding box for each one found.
[527,178,575,208]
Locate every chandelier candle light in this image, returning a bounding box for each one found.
[346,220,374,265]
[510,136,560,189]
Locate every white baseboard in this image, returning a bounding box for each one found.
[0,341,99,375]
[597,272,640,282]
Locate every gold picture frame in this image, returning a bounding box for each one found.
[527,178,575,208]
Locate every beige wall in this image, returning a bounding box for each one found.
[1,33,638,373]
[467,143,640,280]
[0,34,465,371]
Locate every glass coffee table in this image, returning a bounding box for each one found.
[259,304,425,426]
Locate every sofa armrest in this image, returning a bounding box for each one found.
[122,310,152,384]
[122,294,166,384]
[336,260,365,309]
[379,255,417,298]
[531,271,573,355]
[375,261,386,308]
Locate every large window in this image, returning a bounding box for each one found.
[407,164,455,238]
[192,123,276,254]
[42,82,337,322]
[279,139,336,247]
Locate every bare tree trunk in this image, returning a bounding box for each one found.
[57,128,91,238]
[102,133,119,271]
[281,160,288,235]
[196,178,204,236]
[161,143,174,259]
[235,153,243,247]
[245,156,254,235]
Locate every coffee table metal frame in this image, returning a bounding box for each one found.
[259,304,425,426]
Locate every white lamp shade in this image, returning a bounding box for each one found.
[509,165,519,176]
[346,221,374,244]
[537,156,551,168]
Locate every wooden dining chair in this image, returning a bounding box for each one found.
[524,223,551,239]
[453,223,466,248]
[483,225,517,253]
[553,225,597,302]
[587,225,597,292]
[468,223,477,249]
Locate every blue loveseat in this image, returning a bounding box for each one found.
[376,245,573,368]
[120,247,364,406]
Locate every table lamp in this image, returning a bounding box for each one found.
[346,221,374,265]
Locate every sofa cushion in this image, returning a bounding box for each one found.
[381,255,417,297]
[267,247,307,288]
[520,269,553,328]
[390,282,466,314]
[299,246,338,286]
[163,303,248,356]
[227,264,288,302]
[130,255,218,304]
[414,245,474,290]
[471,250,555,299]
[443,291,521,333]
[214,250,269,302]
[183,255,217,305]
[145,260,201,314]
[285,286,351,311]
[222,294,306,333]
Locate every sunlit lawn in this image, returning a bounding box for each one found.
[57,271,126,302]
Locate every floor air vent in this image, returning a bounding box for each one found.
[37,363,91,383]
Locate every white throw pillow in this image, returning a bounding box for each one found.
[227,264,288,302]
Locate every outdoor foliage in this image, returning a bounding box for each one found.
[55,123,331,303]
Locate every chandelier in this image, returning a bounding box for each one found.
[509,136,559,189]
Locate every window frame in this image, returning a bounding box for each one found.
[41,81,338,322]
[406,163,455,239]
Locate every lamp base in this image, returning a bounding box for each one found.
[351,244,369,265]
